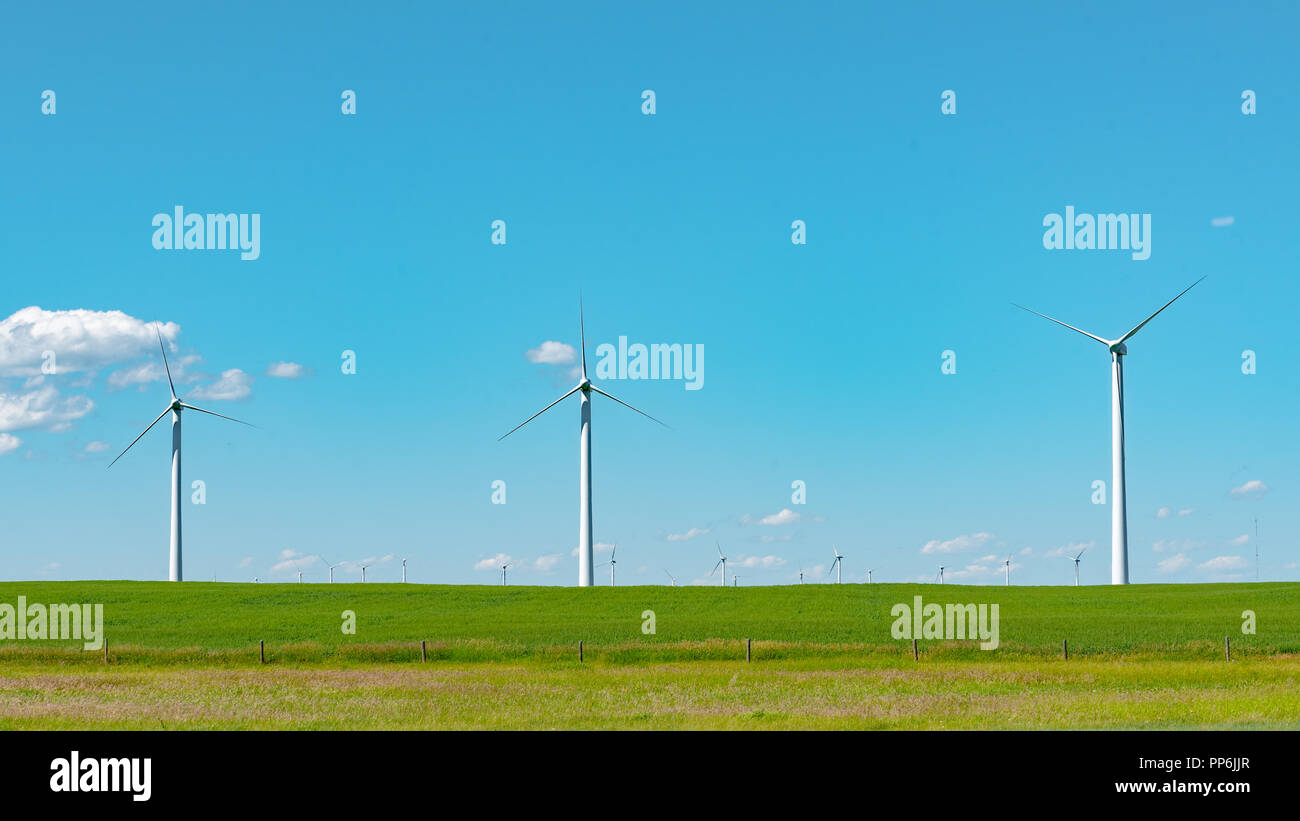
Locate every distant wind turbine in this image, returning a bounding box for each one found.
[501,562,510,586]
[733,574,739,587]
[402,558,407,583]
[798,568,804,585]
[866,568,874,584]
[1069,547,1087,587]
[109,324,254,581]
[318,556,343,583]
[499,300,668,587]
[360,563,370,583]
[709,542,728,586]
[598,544,618,586]
[663,569,677,587]
[1003,555,1012,586]
[937,565,945,585]
[1015,277,1205,584]
[828,546,844,584]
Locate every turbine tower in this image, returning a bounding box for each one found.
[663,569,677,587]
[501,562,509,586]
[866,568,873,584]
[709,542,728,586]
[109,324,253,582]
[499,301,667,587]
[1003,555,1012,586]
[937,565,945,584]
[1016,277,1204,585]
[317,556,343,583]
[829,546,844,583]
[1069,547,1087,586]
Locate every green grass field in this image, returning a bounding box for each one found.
[2,581,1297,729]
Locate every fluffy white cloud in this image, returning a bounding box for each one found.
[0,385,94,432]
[84,440,110,453]
[734,554,786,569]
[1156,507,1172,519]
[1211,216,1235,227]
[0,307,179,377]
[759,509,800,526]
[106,354,202,392]
[534,554,563,572]
[1229,534,1250,547]
[1198,555,1247,573]
[475,553,513,571]
[525,341,576,365]
[265,361,307,379]
[1152,539,1206,554]
[1179,508,1195,517]
[921,532,993,555]
[0,433,20,455]
[1230,480,1268,498]
[1157,553,1190,573]
[667,527,710,542]
[187,368,252,401]
[270,549,319,573]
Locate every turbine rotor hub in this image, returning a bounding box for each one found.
[1109,341,1128,355]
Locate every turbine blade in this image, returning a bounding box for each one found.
[178,403,256,427]
[107,406,173,468]
[579,297,588,381]
[1012,303,1109,346]
[589,386,669,428]
[498,385,582,441]
[710,560,722,575]
[1118,277,1206,343]
[156,323,177,399]
[717,541,724,559]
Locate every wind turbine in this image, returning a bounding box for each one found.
[318,556,343,583]
[733,574,739,587]
[937,565,945,584]
[501,562,510,586]
[109,324,254,582]
[402,558,407,583]
[1069,547,1087,587]
[297,569,303,583]
[1003,555,1012,587]
[360,563,370,583]
[798,568,804,584]
[828,546,844,584]
[499,301,668,587]
[1015,277,1205,585]
[709,542,728,586]
[598,544,618,586]
[866,568,874,584]
[663,569,677,587]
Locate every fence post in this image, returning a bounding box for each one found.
[259,639,265,664]
[912,638,918,660]
[1225,636,1231,661]
[421,640,427,663]
[746,638,751,662]
[1063,638,1068,660]
[103,640,108,664]
[579,640,584,662]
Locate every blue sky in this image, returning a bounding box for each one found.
[1,2,1295,585]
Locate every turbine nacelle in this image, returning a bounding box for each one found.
[1108,340,1128,356]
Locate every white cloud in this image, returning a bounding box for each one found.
[1156,507,1172,519]
[734,554,786,569]
[667,527,710,542]
[1153,539,1206,554]
[84,440,110,453]
[921,532,993,555]
[534,554,563,572]
[0,307,179,377]
[187,368,252,401]
[1211,216,1235,227]
[759,508,800,526]
[265,361,307,379]
[525,341,576,365]
[0,385,94,432]
[270,549,319,574]
[1157,553,1191,573]
[1230,480,1268,498]
[1229,534,1250,547]
[238,557,253,568]
[1047,540,1094,558]
[1179,508,1195,517]
[0,433,20,455]
[1198,555,1247,573]
[106,354,202,391]
[475,553,512,571]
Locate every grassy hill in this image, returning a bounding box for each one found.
[0,580,1293,659]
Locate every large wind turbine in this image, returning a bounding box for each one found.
[109,325,253,582]
[499,302,667,587]
[1015,277,1204,585]
[598,544,618,586]
[1069,547,1087,587]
